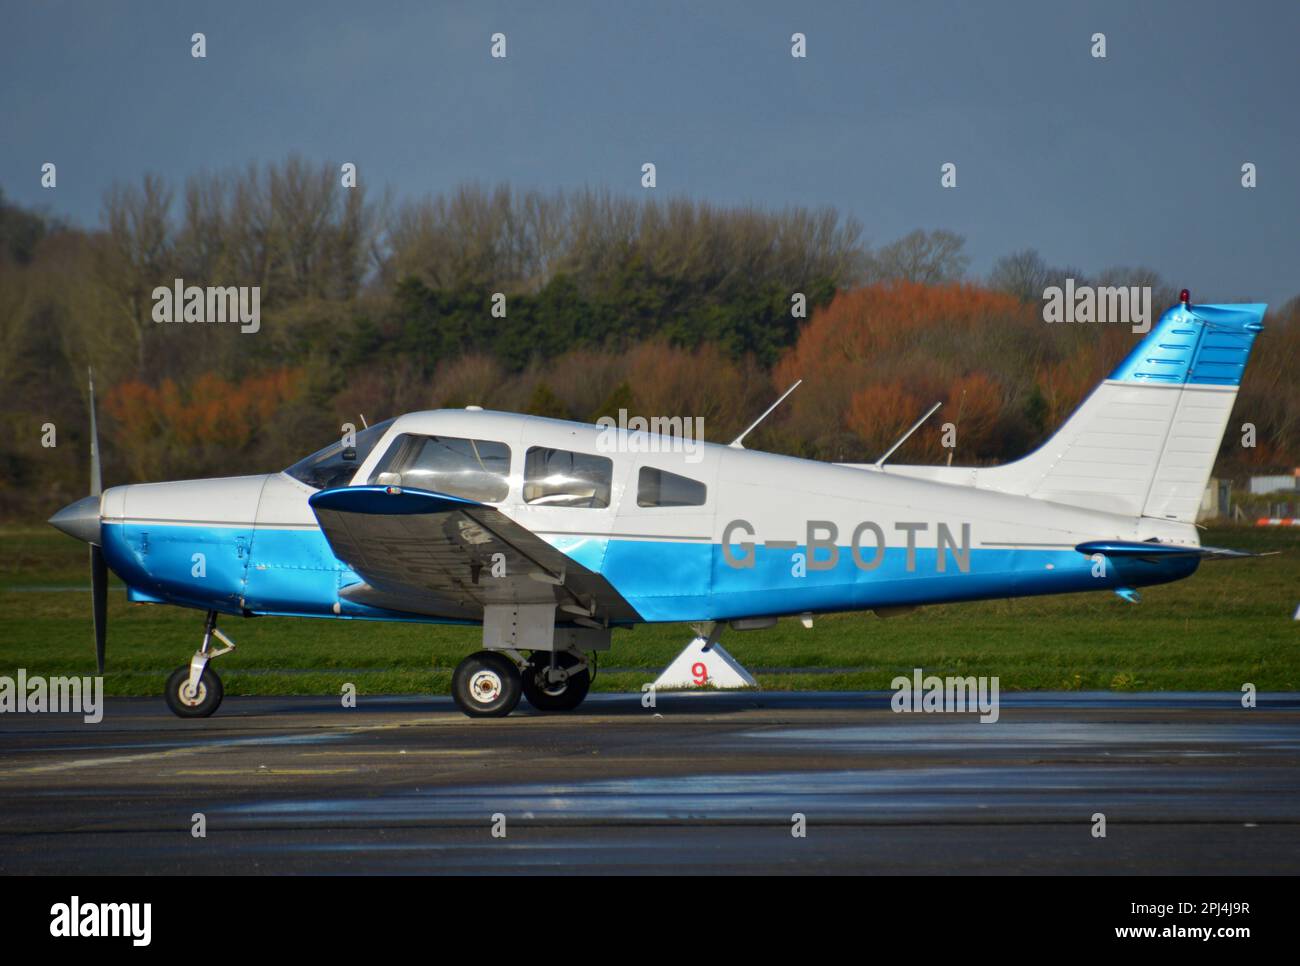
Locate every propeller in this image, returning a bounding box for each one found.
[88,368,106,673]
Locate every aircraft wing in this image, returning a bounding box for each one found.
[308,485,642,623]
[1075,540,1263,562]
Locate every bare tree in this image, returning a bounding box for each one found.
[867,229,969,284]
[100,172,175,373]
[989,248,1052,302]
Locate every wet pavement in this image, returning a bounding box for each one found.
[1,691,1297,874]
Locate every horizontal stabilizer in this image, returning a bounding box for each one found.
[1076,540,1260,561]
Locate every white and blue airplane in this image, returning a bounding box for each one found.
[49,295,1266,718]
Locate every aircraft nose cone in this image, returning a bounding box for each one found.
[49,494,102,545]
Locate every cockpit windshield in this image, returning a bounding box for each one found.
[283,418,396,491]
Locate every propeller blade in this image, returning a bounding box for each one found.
[91,544,107,673]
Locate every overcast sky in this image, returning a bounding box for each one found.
[3,0,1296,305]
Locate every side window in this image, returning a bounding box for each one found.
[524,447,612,508]
[369,434,511,503]
[637,466,707,507]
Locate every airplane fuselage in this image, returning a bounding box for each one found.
[97,408,1200,626]
[53,298,1263,717]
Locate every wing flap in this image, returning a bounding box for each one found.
[309,486,641,621]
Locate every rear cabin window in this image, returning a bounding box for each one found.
[369,434,511,503]
[523,447,612,508]
[637,467,707,507]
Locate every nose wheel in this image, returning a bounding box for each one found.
[165,665,224,718]
[452,651,523,717]
[164,610,234,718]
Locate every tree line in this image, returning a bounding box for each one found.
[0,157,1295,518]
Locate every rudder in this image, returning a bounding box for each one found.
[977,299,1266,521]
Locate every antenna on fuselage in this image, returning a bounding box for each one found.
[874,400,942,468]
[729,380,802,449]
[358,413,369,429]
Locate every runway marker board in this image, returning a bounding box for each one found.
[653,635,758,690]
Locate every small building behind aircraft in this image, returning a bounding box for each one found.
[1248,470,1300,495]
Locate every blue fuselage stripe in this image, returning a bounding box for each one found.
[101,522,1198,623]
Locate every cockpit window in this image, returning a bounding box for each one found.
[369,434,512,503]
[284,418,396,491]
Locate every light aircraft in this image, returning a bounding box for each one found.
[49,294,1266,718]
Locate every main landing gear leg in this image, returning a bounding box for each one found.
[164,610,235,718]
[519,650,591,712]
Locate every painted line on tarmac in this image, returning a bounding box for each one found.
[172,767,363,777]
[0,715,473,777]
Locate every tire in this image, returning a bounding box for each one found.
[164,665,224,718]
[452,651,523,718]
[521,651,591,712]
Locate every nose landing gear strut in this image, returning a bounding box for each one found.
[164,610,236,718]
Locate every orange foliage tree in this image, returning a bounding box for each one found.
[105,369,302,481]
[845,381,922,459]
[774,281,1040,462]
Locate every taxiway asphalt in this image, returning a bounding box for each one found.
[2,691,1297,874]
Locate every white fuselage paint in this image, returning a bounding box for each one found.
[101,408,1197,556]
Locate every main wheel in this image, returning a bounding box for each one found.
[452,651,523,718]
[521,651,591,712]
[164,665,224,718]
